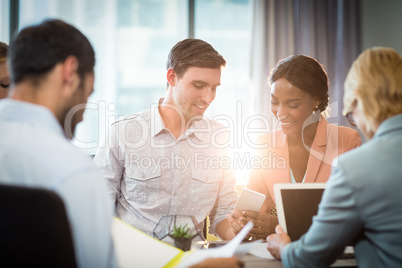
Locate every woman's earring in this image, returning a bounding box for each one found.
[313,105,319,115]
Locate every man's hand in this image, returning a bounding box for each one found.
[189,257,244,268]
[215,218,236,240]
[266,225,291,260]
[226,210,248,236]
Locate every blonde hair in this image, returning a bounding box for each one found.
[343,47,402,134]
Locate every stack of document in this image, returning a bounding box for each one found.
[111,217,258,267]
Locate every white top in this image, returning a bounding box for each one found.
[94,98,238,236]
[290,168,306,183]
[0,99,117,268]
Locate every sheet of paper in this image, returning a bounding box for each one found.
[111,217,183,268]
[249,242,275,260]
[234,240,263,257]
[176,221,254,268]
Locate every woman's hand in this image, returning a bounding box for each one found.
[267,225,291,260]
[227,210,278,240]
[245,210,277,239]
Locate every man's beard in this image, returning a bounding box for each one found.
[59,103,82,140]
[59,112,78,140]
[59,84,86,140]
[65,120,77,140]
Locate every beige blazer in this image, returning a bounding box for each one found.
[248,117,361,212]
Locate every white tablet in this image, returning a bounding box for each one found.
[273,183,326,241]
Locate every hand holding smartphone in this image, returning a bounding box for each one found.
[234,188,266,212]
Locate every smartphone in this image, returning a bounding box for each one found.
[234,188,266,212]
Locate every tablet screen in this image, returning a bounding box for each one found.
[281,188,324,241]
[274,183,326,241]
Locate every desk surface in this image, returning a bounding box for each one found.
[241,254,358,268]
[241,254,283,268]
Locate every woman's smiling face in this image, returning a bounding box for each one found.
[270,78,317,136]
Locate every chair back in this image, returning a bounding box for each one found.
[0,184,77,268]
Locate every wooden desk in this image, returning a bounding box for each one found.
[241,254,284,268]
[241,254,358,268]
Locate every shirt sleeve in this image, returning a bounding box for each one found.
[281,164,363,267]
[57,169,118,268]
[93,123,124,205]
[208,150,238,235]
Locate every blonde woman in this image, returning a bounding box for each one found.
[267,47,402,267]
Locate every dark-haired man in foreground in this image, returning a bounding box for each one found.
[0,20,117,268]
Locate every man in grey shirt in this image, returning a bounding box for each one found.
[94,39,238,240]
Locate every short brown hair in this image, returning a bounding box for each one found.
[166,38,226,78]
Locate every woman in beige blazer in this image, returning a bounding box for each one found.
[228,55,361,239]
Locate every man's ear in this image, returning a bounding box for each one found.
[167,68,177,87]
[61,56,80,95]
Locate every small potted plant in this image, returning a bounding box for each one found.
[153,215,205,251]
[169,224,196,251]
